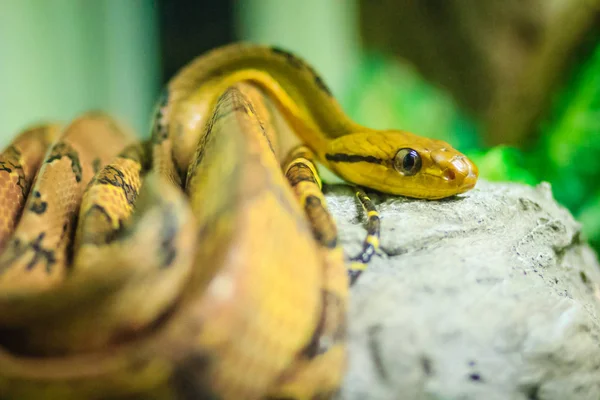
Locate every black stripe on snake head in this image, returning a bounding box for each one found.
[45,141,83,183]
[325,153,384,164]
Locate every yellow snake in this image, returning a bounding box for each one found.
[0,43,478,399]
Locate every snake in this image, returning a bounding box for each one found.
[0,43,478,399]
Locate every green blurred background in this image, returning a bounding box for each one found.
[1,0,600,254]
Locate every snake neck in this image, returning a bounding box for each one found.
[166,43,359,138]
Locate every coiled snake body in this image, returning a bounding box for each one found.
[0,44,477,399]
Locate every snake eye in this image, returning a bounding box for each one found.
[393,148,422,176]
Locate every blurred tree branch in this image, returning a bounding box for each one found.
[360,0,600,146]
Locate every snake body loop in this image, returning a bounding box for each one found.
[0,125,60,251]
[0,43,478,400]
[0,114,137,325]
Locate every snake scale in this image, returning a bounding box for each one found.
[0,43,478,399]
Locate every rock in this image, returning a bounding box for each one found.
[326,180,600,400]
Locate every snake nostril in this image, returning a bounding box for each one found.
[444,169,456,181]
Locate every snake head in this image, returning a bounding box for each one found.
[323,130,478,199]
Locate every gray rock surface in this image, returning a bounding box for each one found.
[326,180,600,400]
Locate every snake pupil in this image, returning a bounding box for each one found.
[403,154,415,170]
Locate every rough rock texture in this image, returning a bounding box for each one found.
[326,180,600,400]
